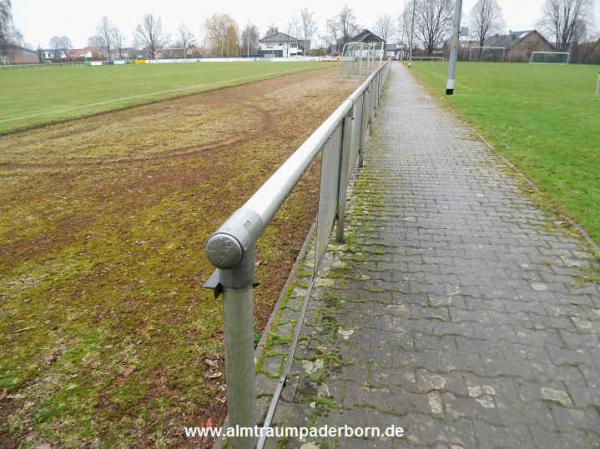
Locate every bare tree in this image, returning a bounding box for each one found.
[265,24,279,36]
[414,0,453,55]
[205,14,239,57]
[327,5,360,53]
[135,13,168,59]
[398,1,416,46]
[87,35,105,48]
[374,14,395,42]
[97,16,116,59]
[112,27,125,59]
[470,0,505,55]
[339,6,360,49]
[49,35,72,49]
[241,23,259,57]
[288,12,303,38]
[175,23,196,57]
[0,0,9,26]
[539,0,591,50]
[0,0,22,49]
[300,8,318,48]
[326,19,340,53]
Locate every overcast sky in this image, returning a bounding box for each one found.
[12,0,600,49]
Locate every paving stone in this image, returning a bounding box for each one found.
[256,63,600,448]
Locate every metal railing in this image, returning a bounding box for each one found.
[204,59,391,449]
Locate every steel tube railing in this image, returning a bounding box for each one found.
[206,66,388,269]
[204,60,391,449]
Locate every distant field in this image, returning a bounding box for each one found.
[410,62,600,243]
[0,62,324,133]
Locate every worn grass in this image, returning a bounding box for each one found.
[0,67,357,448]
[409,61,600,243]
[0,62,324,133]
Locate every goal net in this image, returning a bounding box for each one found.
[338,41,385,79]
[529,51,570,64]
[460,46,505,62]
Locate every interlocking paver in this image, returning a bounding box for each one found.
[257,63,600,448]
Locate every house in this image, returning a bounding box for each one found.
[0,45,39,64]
[349,29,385,44]
[484,30,554,62]
[39,48,69,62]
[66,48,94,61]
[258,32,304,58]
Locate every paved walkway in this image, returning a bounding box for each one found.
[257,63,600,448]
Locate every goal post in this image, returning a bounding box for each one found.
[465,46,506,62]
[338,41,385,80]
[529,51,570,64]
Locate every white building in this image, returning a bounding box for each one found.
[40,49,68,62]
[258,32,305,58]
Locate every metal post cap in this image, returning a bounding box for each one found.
[205,233,244,269]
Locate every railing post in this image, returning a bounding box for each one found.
[358,90,367,168]
[206,222,260,449]
[369,79,376,126]
[336,109,355,243]
[375,73,381,113]
[219,245,256,449]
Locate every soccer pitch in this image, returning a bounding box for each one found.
[0,61,324,133]
[411,62,600,243]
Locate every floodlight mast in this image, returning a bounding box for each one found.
[446,0,463,95]
[408,0,416,67]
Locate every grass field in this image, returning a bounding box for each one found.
[410,62,600,243]
[0,62,324,133]
[0,67,357,448]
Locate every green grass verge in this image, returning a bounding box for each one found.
[409,61,600,243]
[0,61,324,133]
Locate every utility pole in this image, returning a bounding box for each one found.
[401,0,407,60]
[408,0,416,67]
[446,0,463,95]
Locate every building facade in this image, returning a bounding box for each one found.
[258,32,304,58]
[39,49,69,62]
[350,29,385,44]
[0,45,39,64]
[485,30,554,62]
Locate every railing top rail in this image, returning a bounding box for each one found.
[205,60,389,270]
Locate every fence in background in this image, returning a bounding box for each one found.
[411,56,445,61]
[0,57,338,69]
[204,59,391,449]
[0,61,84,69]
